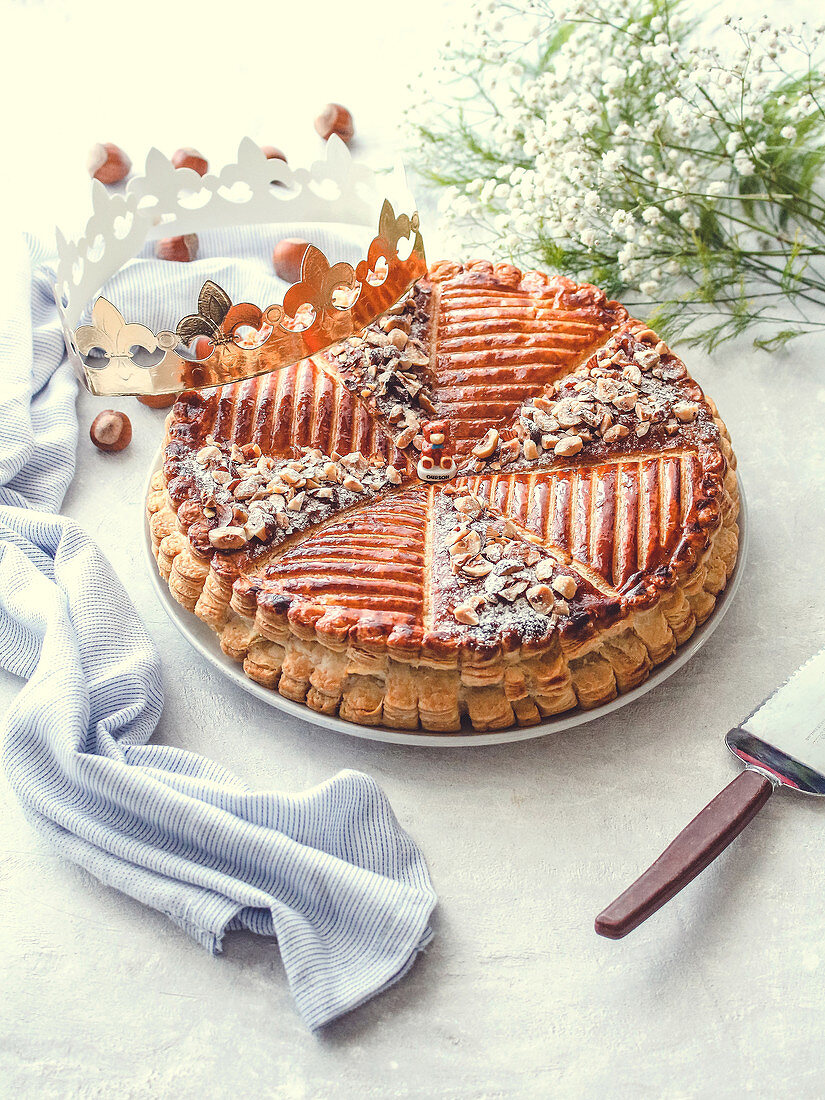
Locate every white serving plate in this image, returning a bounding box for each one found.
[144,452,748,748]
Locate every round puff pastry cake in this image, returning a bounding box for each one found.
[147,259,739,733]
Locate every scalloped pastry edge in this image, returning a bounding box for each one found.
[147,417,739,734]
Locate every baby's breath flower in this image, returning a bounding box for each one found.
[610,209,633,232]
[406,0,825,351]
[733,151,755,176]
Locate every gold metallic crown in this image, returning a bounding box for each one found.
[55,138,426,396]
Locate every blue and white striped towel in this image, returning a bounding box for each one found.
[0,229,436,1030]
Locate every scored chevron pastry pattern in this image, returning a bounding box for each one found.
[257,486,429,626]
[460,450,703,593]
[167,358,403,469]
[431,267,627,451]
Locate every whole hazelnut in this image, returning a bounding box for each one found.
[272,238,310,283]
[90,410,132,453]
[260,145,287,162]
[155,234,199,262]
[314,104,354,144]
[137,394,177,409]
[171,147,209,176]
[87,142,131,184]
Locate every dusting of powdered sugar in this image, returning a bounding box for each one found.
[432,488,585,643]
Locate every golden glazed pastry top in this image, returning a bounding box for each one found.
[149,260,739,732]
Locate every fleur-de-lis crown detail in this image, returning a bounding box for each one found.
[55,140,426,397]
[76,298,177,361]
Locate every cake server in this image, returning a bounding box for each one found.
[595,647,825,938]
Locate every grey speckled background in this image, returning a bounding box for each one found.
[2,0,825,1096]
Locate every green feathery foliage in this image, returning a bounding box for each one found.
[405,0,825,351]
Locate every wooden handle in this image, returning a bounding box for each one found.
[595,769,774,939]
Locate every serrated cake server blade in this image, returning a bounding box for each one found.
[595,648,825,939]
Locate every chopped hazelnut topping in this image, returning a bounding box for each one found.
[323,288,435,423]
[673,401,699,422]
[443,494,584,629]
[499,438,521,464]
[534,559,555,582]
[454,602,480,626]
[448,523,471,547]
[245,516,269,541]
[233,478,260,500]
[402,346,429,368]
[461,330,709,474]
[526,583,554,608]
[554,435,583,457]
[552,575,578,600]
[462,558,495,578]
[196,444,221,463]
[499,580,529,602]
[209,525,247,550]
[454,494,483,516]
[602,424,630,443]
[472,428,500,459]
[191,442,401,548]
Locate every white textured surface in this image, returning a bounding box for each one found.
[3,0,825,1096]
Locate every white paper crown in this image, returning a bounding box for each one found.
[55,136,426,396]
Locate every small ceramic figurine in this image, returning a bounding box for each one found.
[417,419,457,481]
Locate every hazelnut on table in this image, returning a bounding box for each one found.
[272,238,310,283]
[87,143,131,184]
[90,411,132,453]
[171,147,208,176]
[155,235,199,263]
[314,104,354,144]
[137,394,177,409]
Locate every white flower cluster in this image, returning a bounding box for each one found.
[404,0,825,304]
